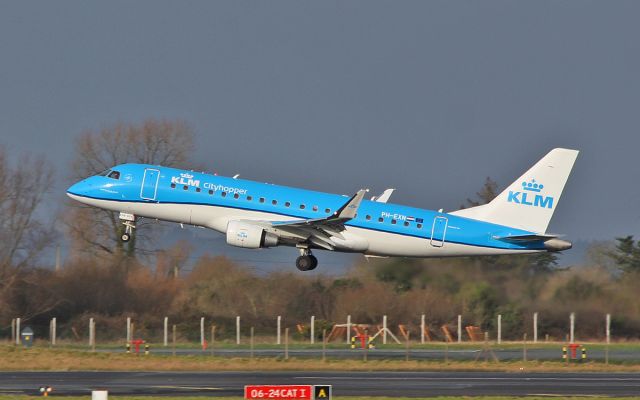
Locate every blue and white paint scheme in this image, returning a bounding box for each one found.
[67,148,579,271]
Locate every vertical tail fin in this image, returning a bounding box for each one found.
[450,148,579,233]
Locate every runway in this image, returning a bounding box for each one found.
[2,371,640,397]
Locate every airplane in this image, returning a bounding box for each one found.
[67,148,578,271]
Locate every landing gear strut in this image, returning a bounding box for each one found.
[119,212,136,243]
[296,248,318,271]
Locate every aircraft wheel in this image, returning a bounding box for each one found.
[296,255,316,271]
[308,254,318,270]
[121,233,131,242]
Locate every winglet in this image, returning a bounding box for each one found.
[334,189,368,220]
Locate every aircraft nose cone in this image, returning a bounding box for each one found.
[67,180,89,199]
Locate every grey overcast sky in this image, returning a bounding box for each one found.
[1,1,639,260]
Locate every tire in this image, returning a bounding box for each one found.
[121,233,130,242]
[308,254,318,270]
[296,255,313,271]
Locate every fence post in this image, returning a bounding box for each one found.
[405,331,411,362]
[310,315,315,344]
[457,315,462,343]
[172,324,176,357]
[533,312,538,343]
[210,325,216,357]
[11,319,15,345]
[383,315,388,345]
[163,317,168,347]
[606,313,611,344]
[570,312,575,344]
[346,315,351,344]
[284,327,289,360]
[250,327,254,359]
[322,329,326,362]
[236,316,241,345]
[200,317,205,349]
[49,318,57,347]
[523,333,527,362]
[606,313,611,365]
[16,318,20,345]
[277,316,281,345]
[89,318,95,350]
[126,317,131,343]
[497,314,502,345]
[420,314,425,344]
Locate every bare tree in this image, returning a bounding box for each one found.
[0,148,56,320]
[64,119,195,258]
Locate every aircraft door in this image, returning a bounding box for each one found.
[430,216,448,247]
[140,168,160,200]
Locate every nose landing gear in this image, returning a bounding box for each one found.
[119,212,136,243]
[295,247,318,271]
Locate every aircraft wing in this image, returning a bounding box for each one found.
[243,189,368,250]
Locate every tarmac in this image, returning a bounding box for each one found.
[2,371,640,397]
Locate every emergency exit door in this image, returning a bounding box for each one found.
[430,216,448,247]
[140,168,160,200]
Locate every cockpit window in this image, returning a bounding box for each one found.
[98,169,111,177]
[107,170,120,180]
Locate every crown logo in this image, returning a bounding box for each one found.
[180,173,194,179]
[521,179,543,192]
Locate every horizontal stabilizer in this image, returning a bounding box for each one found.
[495,233,571,251]
[494,233,559,243]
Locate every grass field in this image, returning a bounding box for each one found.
[1,344,640,372]
[28,339,640,352]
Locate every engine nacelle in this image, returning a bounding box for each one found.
[226,220,279,249]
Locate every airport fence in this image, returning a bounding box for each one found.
[4,311,629,363]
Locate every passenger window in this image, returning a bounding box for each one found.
[285,201,291,207]
[108,170,120,180]
[403,221,409,227]
[170,183,176,189]
[196,187,201,193]
[312,205,318,212]
[234,193,239,199]
[272,200,278,205]
[366,215,371,220]
[391,219,397,225]
[208,190,214,195]
[259,197,265,203]
[378,217,384,223]
[221,192,227,197]
[247,195,253,201]
[417,223,423,229]
[183,185,188,190]
[325,208,331,214]
[300,204,306,210]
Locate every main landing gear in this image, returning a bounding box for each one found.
[296,248,318,272]
[119,212,136,243]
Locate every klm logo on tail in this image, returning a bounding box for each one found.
[507,179,554,209]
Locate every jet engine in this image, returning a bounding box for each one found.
[226,220,279,249]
